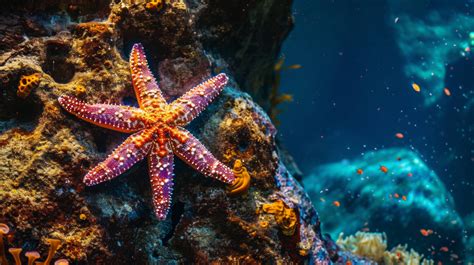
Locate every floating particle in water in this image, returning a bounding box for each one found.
[395,133,404,139]
[394,17,399,23]
[439,246,449,252]
[444,88,451,96]
[412,83,421,92]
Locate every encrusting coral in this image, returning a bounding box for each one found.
[0,223,66,265]
[337,231,434,265]
[256,200,298,236]
[145,0,164,12]
[17,73,41,99]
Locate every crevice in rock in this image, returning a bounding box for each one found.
[41,39,75,84]
[162,201,184,246]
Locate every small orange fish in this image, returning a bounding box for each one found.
[287,64,302,70]
[402,195,407,201]
[346,261,352,265]
[395,133,404,139]
[412,83,421,92]
[356,168,363,175]
[407,172,413,177]
[420,229,433,236]
[440,246,449,252]
[437,262,443,265]
[394,193,400,199]
[333,201,341,207]
[444,88,451,96]
[380,165,388,173]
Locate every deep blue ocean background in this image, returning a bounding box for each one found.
[278,0,473,220]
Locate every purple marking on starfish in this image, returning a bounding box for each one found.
[148,143,174,219]
[170,73,229,126]
[171,127,235,184]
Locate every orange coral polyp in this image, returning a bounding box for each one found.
[227,159,251,196]
[8,248,22,265]
[37,238,61,265]
[25,251,41,265]
[0,223,10,265]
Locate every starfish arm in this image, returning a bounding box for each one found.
[83,129,154,186]
[148,142,174,220]
[170,73,229,126]
[58,95,149,133]
[130,43,167,110]
[170,127,235,184]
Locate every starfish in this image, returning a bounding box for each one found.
[58,43,235,219]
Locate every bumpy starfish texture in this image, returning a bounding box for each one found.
[58,43,235,219]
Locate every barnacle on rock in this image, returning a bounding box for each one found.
[257,200,298,236]
[17,73,41,99]
[227,159,251,196]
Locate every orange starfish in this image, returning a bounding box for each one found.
[58,43,235,219]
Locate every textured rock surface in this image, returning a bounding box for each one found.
[303,148,465,263]
[0,0,373,264]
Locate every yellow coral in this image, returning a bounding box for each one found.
[383,245,434,265]
[79,213,87,220]
[17,73,41,99]
[146,0,164,11]
[169,0,186,10]
[337,231,434,265]
[75,85,86,96]
[337,231,387,262]
[227,159,251,196]
[257,200,298,236]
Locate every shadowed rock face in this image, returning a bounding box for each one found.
[303,148,466,263]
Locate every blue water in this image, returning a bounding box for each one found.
[278,0,474,219]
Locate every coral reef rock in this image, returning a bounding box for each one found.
[0,0,373,264]
[303,148,466,263]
